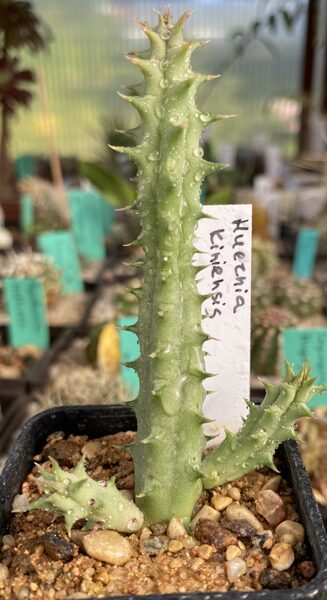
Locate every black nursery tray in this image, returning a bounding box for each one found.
[0,326,68,396]
[1,405,327,599]
[0,394,28,455]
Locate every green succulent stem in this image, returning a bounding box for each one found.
[201,363,325,488]
[29,457,144,535]
[116,11,222,525]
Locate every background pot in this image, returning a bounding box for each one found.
[1,404,327,599]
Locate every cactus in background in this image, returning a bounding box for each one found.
[25,11,326,531]
[251,277,275,311]
[252,273,324,321]
[252,236,278,277]
[0,250,61,307]
[36,367,127,409]
[275,278,324,319]
[28,456,143,534]
[19,176,68,235]
[251,306,298,376]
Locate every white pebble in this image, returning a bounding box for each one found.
[0,564,9,581]
[228,487,241,501]
[83,530,131,566]
[167,517,187,539]
[211,495,233,511]
[226,557,247,582]
[226,503,263,532]
[191,505,220,530]
[269,543,295,571]
[226,545,242,561]
[261,475,282,492]
[275,520,305,545]
[2,534,15,548]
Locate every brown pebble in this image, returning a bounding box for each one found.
[196,544,214,560]
[299,560,315,579]
[43,532,74,562]
[168,540,183,553]
[150,523,167,536]
[225,519,257,537]
[94,569,110,585]
[226,503,262,532]
[191,557,204,571]
[255,490,286,526]
[260,568,292,589]
[194,518,237,551]
[46,439,81,466]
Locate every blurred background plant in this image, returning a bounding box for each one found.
[0,0,51,203]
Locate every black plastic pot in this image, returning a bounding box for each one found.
[1,405,327,599]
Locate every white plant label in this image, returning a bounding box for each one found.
[194,204,252,443]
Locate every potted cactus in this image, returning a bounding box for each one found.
[1,10,327,597]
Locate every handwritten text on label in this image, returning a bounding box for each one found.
[194,205,252,441]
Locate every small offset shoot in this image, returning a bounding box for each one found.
[20,10,325,534]
[27,456,144,535]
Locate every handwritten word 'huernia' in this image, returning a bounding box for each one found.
[232,218,249,314]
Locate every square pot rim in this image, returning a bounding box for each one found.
[1,403,327,600]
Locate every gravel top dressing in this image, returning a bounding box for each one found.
[0,431,315,599]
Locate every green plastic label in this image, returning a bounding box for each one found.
[37,231,84,295]
[282,328,327,407]
[15,155,36,181]
[292,228,319,279]
[3,277,49,349]
[118,316,139,399]
[68,189,106,261]
[20,194,34,234]
[98,195,115,236]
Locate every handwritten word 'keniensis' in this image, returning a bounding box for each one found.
[205,228,226,319]
[205,218,249,318]
[232,218,249,314]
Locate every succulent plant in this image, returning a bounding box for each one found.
[28,456,143,534]
[252,236,278,277]
[36,367,128,410]
[251,306,299,376]
[19,176,68,234]
[252,271,324,321]
[25,11,326,532]
[274,277,324,319]
[0,250,61,307]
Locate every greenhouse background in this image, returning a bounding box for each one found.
[13,0,311,160]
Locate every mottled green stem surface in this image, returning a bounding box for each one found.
[112,11,327,526]
[114,11,221,524]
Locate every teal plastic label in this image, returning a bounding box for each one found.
[20,194,34,234]
[68,190,106,261]
[37,231,84,295]
[98,195,115,236]
[282,328,327,407]
[292,228,319,279]
[3,277,49,349]
[118,316,139,399]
